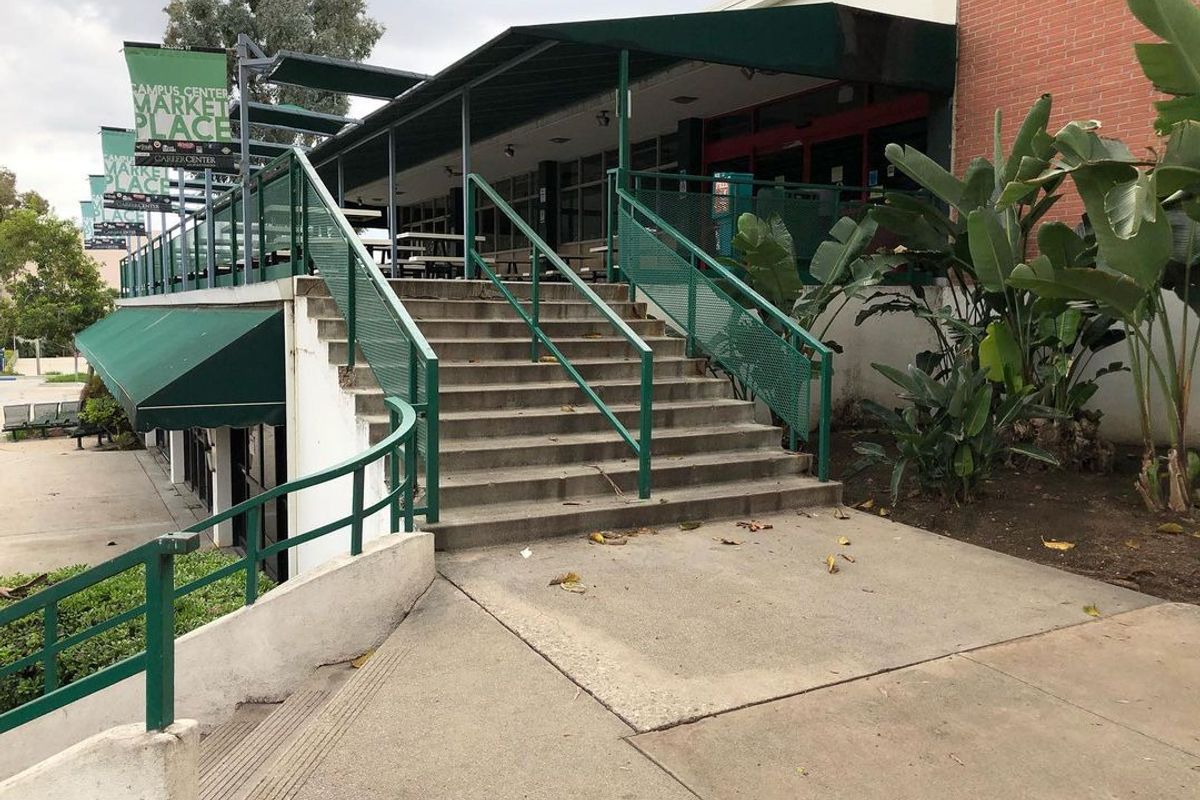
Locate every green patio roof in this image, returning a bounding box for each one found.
[234,101,358,136]
[265,50,428,99]
[309,3,956,190]
[76,306,285,431]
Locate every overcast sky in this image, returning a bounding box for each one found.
[0,0,699,221]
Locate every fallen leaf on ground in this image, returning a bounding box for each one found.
[1041,537,1076,551]
[1124,539,1141,550]
[878,507,891,517]
[549,571,582,586]
[583,332,604,339]
[588,532,627,546]
[1083,603,1101,617]
[716,538,743,546]
[833,506,851,520]
[840,553,856,563]
[560,405,576,412]
[949,753,966,767]
[1157,522,1184,535]
[350,649,375,669]
[837,536,851,546]
[736,520,773,532]
[0,573,47,600]
[825,554,839,574]
[679,521,703,530]
[857,498,876,511]
[796,767,808,777]
[538,355,557,363]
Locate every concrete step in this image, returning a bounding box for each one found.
[326,335,687,365]
[365,398,755,441]
[302,293,648,322]
[315,316,665,341]
[436,449,812,509]
[199,664,354,800]
[345,357,707,389]
[426,475,842,549]
[436,423,784,472]
[351,375,732,416]
[387,277,629,303]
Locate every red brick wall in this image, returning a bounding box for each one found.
[953,0,1167,224]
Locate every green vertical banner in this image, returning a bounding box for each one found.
[102,127,172,212]
[124,43,236,172]
[80,200,95,241]
[91,173,146,236]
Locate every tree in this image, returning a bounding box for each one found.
[163,0,385,140]
[0,194,114,354]
[0,167,48,224]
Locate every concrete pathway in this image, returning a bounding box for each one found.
[0,437,208,575]
[281,510,1198,799]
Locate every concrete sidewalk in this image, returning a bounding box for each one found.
[0,437,208,575]
[277,510,1197,799]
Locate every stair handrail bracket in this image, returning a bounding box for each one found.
[0,396,419,736]
[465,173,653,499]
[614,183,834,482]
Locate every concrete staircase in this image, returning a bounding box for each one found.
[297,276,840,548]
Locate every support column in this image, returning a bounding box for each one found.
[169,430,186,484]
[204,169,216,287]
[237,35,255,285]
[462,88,474,279]
[388,127,397,276]
[176,168,189,290]
[336,156,345,206]
[210,427,234,547]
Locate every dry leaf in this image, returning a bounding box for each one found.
[1123,539,1141,550]
[878,507,891,518]
[1083,603,1101,618]
[736,520,773,532]
[1041,537,1076,551]
[825,554,839,574]
[589,532,607,544]
[679,521,703,530]
[1157,522,1184,535]
[795,767,808,777]
[588,532,626,546]
[840,553,856,563]
[582,332,604,339]
[833,506,851,520]
[837,536,851,546]
[857,498,876,511]
[549,572,586,595]
[539,355,556,363]
[560,405,576,412]
[561,581,587,594]
[716,538,743,546]
[0,573,47,600]
[350,649,375,669]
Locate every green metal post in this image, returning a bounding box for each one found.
[686,253,698,358]
[788,332,800,453]
[244,508,260,605]
[605,173,615,282]
[302,174,310,274]
[346,241,357,368]
[425,361,440,524]
[231,196,240,286]
[350,467,365,556]
[144,548,175,731]
[403,422,416,533]
[42,603,58,693]
[819,352,833,482]
[530,251,540,362]
[256,173,266,283]
[462,91,474,280]
[617,49,632,300]
[389,404,400,534]
[289,157,298,275]
[638,351,653,499]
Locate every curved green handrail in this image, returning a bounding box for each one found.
[466,173,654,498]
[0,396,418,735]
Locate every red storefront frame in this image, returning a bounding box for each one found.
[702,88,932,186]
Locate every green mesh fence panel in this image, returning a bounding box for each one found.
[618,204,811,437]
[261,169,293,261]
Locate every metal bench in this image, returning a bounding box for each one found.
[30,402,60,437]
[2,404,30,439]
[56,400,81,427]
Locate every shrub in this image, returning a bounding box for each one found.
[79,371,135,443]
[0,551,274,713]
[44,372,87,383]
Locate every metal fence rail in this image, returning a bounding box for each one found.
[0,397,417,734]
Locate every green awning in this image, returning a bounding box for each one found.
[233,101,357,136]
[76,306,285,431]
[265,50,427,99]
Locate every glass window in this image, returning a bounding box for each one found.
[706,112,752,142]
[659,133,679,167]
[560,159,580,188]
[581,184,603,241]
[580,154,604,184]
[560,190,579,244]
[632,138,658,171]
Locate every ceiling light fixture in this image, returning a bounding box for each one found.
[504,144,515,158]
[549,137,571,144]
[670,95,699,105]
[595,110,611,128]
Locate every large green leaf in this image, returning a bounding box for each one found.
[953,444,975,478]
[960,158,996,212]
[1008,256,1148,319]
[1073,163,1171,290]
[1001,94,1053,186]
[810,215,878,284]
[1135,42,1200,95]
[978,322,1024,385]
[967,207,1016,292]
[884,143,965,210]
[1105,170,1158,239]
[964,384,993,437]
[1037,222,1088,268]
[1153,94,1200,133]
[1156,120,1200,194]
[1129,0,1200,89]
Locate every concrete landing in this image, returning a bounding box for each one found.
[278,580,695,800]
[632,604,1200,800]
[438,509,1155,731]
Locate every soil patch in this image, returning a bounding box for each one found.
[833,431,1200,605]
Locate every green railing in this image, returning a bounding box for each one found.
[614,182,834,482]
[464,173,654,498]
[615,170,932,287]
[119,148,440,523]
[0,397,417,734]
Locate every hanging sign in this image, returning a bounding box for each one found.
[101,127,173,212]
[124,42,237,172]
[90,173,147,236]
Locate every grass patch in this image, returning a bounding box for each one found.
[43,373,88,383]
[0,550,273,714]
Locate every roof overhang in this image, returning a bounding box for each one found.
[76,306,286,431]
[263,50,428,99]
[233,101,358,137]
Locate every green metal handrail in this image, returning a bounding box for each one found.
[465,173,654,498]
[0,396,418,735]
[615,185,834,482]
